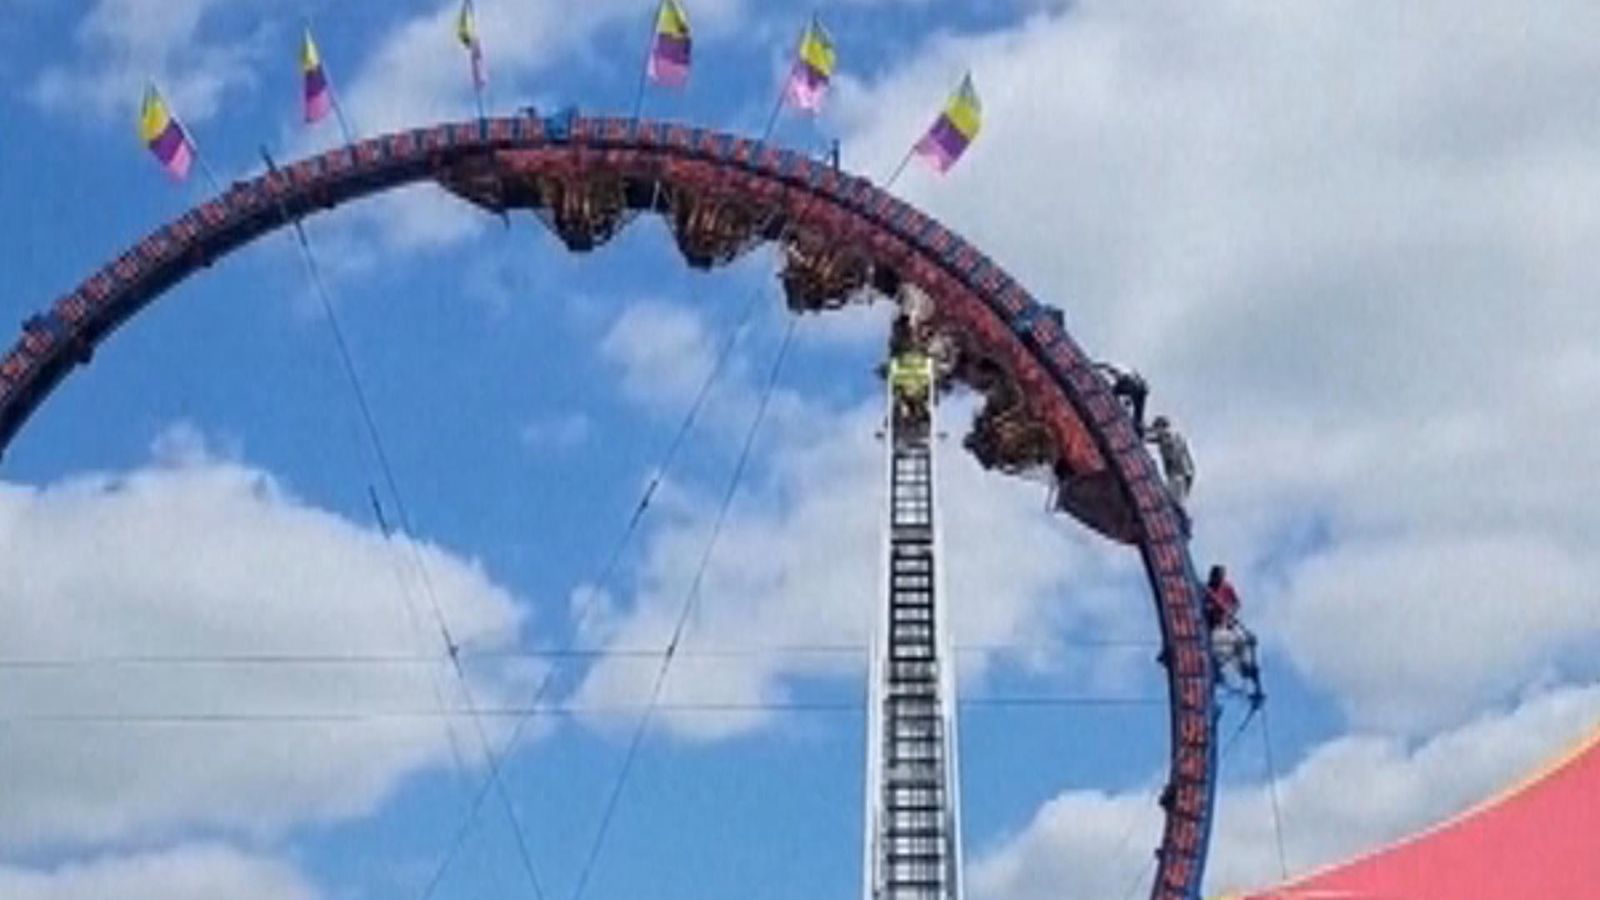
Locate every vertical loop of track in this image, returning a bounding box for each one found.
[0,111,1218,900]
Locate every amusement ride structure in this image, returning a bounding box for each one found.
[0,110,1221,899]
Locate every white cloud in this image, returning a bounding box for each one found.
[830,0,1600,731]
[0,428,538,847]
[1269,533,1599,733]
[573,380,1147,740]
[519,412,594,451]
[599,300,722,413]
[31,0,269,125]
[0,844,318,900]
[0,839,318,896]
[970,681,1600,899]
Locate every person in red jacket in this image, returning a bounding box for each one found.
[1205,564,1261,704]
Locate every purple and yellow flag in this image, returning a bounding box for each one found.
[457,0,487,89]
[647,0,692,88]
[301,28,333,124]
[137,85,193,181]
[782,17,836,112]
[913,74,982,174]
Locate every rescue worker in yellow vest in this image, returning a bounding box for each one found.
[889,348,934,425]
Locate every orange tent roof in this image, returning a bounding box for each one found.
[1234,724,1600,899]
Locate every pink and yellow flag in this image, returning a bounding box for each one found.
[301,28,333,124]
[913,74,982,174]
[647,0,692,87]
[457,0,487,88]
[137,85,193,181]
[782,17,836,112]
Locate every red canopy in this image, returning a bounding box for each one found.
[1235,725,1600,899]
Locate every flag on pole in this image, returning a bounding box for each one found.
[782,17,836,112]
[457,0,487,88]
[647,0,692,87]
[912,74,982,174]
[301,28,333,124]
[137,84,194,181]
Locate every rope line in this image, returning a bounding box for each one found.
[416,276,767,900]
[0,696,1163,726]
[1104,782,1165,900]
[1261,703,1291,880]
[1118,855,1157,900]
[585,282,766,625]
[568,316,797,900]
[0,639,1161,670]
[368,485,474,781]
[259,150,545,900]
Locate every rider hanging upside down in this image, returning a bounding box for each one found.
[1204,564,1263,706]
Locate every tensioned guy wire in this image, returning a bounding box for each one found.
[414,272,771,900]
[568,315,798,900]
[259,149,545,900]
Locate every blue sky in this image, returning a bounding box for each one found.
[3,1,1600,899]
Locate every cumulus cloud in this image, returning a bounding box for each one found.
[0,428,537,847]
[577,302,1149,739]
[831,0,1600,731]
[599,300,723,413]
[0,844,318,900]
[1269,533,1599,733]
[519,412,595,452]
[970,681,1600,899]
[31,0,270,125]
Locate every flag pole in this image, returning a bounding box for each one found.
[307,18,358,145]
[473,79,488,123]
[884,146,916,189]
[193,148,225,197]
[331,94,358,146]
[459,0,489,124]
[151,79,224,196]
[762,17,801,141]
[760,89,786,143]
[631,0,662,120]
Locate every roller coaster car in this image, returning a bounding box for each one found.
[959,355,1140,544]
[964,397,1054,475]
[666,188,765,270]
[779,230,872,313]
[1055,470,1139,544]
[439,156,514,211]
[533,174,633,253]
[439,158,634,253]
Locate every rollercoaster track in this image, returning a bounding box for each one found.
[0,109,1219,900]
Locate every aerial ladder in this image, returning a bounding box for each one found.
[863,343,964,900]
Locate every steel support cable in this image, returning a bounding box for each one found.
[1260,703,1291,881]
[254,165,456,772]
[0,696,1164,726]
[583,277,767,627]
[1101,781,1166,900]
[1111,699,1257,900]
[0,639,1160,670]
[567,316,797,900]
[368,487,474,778]
[371,487,511,900]
[265,178,465,781]
[259,154,545,900]
[415,280,769,900]
[1119,856,1158,900]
